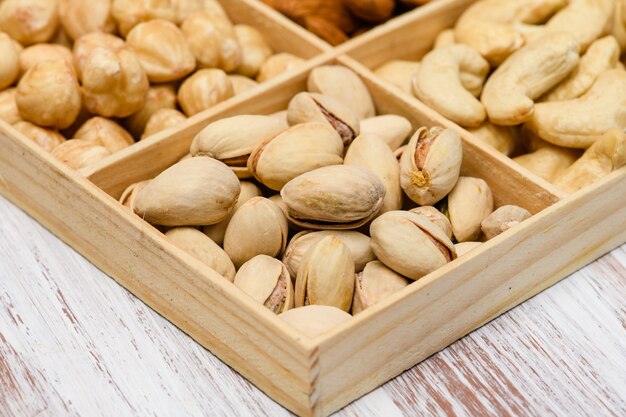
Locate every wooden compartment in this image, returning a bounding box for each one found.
[1,1,625,416]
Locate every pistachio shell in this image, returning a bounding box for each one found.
[191,115,286,178]
[295,236,355,312]
[281,165,385,230]
[448,177,494,242]
[307,65,375,119]
[119,180,150,210]
[454,241,482,257]
[248,122,344,191]
[352,261,409,314]
[400,127,462,206]
[282,230,375,278]
[409,206,453,240]
[279,305,351,339]
[359,115,412,151]
[202,181,263,246]
[481,205,531,240]
[344,133,403,214]
[223,197,289,268]
[133,156,241,226]
[234,255,293,314]
[165,227,236,282]
[286,92,360,146]
[370,211,456,280]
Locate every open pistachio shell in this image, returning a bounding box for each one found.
[281,165,385,230]
[223,197,289,268]
[359,114,412,151]
[409,206,453,240]
[295,236,355,312]
[279,305,352,339]
[234,255,294,314]
[352,261,410,314]
[248,122,344,191]
[454,241,482,257]
[286,92,360,146]
[190,115,287,178]
[481,205,531,240]
[165,227,236,282]
[282,230,375,279]
[370,211,456,280]
[133,156,241,226]
[400,127,462,206]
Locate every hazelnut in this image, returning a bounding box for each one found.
[111,0,176,36]
[51,139,111,170]
[59,0,117,40]
[0,32,20,90]
[181,10,241,73]
[0,88,22,124]
[19,43,74,77]
[257,53,305,82]
[141,108,187,139]
[74,117,135,153]
[177,69,233,116]
[0,0,58,45]
[124,84,177,138]
[234,25,273,78]
[80,46,149,118]
[16,60,82,129]
[73,32,125,79]
[13,121,66,152]
[126,19,196,83]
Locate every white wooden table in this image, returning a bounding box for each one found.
[1,194,625,417]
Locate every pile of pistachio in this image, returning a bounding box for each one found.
[123,65,532,338]
[374,0,626,194]
[0,0,305,170]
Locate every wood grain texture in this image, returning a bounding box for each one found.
[1,195,624,417]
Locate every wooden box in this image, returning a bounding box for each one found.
[1,1,625,416]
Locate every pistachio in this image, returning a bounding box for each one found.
[223,197,289,268]
[281,165,385,230]
[190,115,286,179]
[295,236,355,312]
[282,230,375,279]
[248,122,344,191]
[400,127,463,206]
[370,211,456,280]
[481,205,531,240]
[13,121,65,152]
[51,139,111,170]
[133,156,241,226]
[256,53,305,82]
[409,206,453,240]
[359,115,412,151]
[177,68,234,116]
[344,133,403,213]
[279,305,352,339]
[165,227,236,282]
[352,261,409,314]
[454,241,482,257]
[268,194,289,218]
[229,74,259,96]
[307,65,375,120]
[448,177,494,242]
[119,180,150,210]
[141,108,187,139]
[286,92,360,147]
[202,181,263,246]
[75,117,135,153]
[0,88,23,125]
[234,25,273,78]
[234,255,294,314]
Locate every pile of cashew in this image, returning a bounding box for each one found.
[372,0,626,193]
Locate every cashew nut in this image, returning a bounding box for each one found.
[481,33,579,126]
[374,60,420,94]
[412,44,489,128]
[553,128,626,193]
[434,29,455,49]
[467,121,520,156]
[542,36,620,102]
[611,0,626,50]
[525,69,626,148]
[454,0,568,66]
[513,145,582,182]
